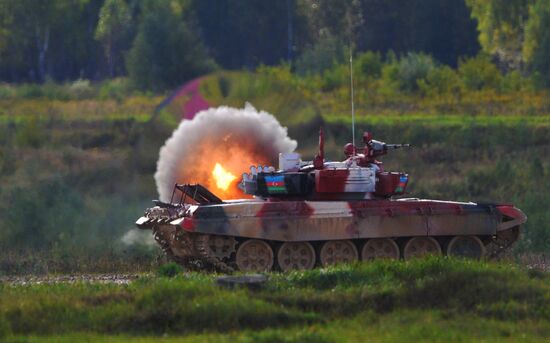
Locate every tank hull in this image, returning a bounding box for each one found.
[171,199,517,241]
[137,197,526,272]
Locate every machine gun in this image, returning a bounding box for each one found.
[368,139,412,159]
[385,143,412,150]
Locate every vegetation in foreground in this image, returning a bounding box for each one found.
[1,258,549,342]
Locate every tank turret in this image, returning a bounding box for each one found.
[240,128,411,200]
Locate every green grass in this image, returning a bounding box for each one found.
[0,96,161,124]
[9,313,550,342]
[201,71,320,126]
[1,258,549,341]
[324,113,550,127]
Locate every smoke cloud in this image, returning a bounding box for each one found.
[121,228,156,247]
[155,104,297,201]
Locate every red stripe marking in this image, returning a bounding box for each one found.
[266,181,285,187]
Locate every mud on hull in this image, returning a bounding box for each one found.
[137,199,526,272]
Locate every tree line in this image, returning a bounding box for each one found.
[0,0,549,90]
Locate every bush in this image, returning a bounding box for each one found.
[157,262,183,278]
[99,77,132,100]
[295,34,347,76]
[458,54,502,91]
[1,177,85,252]
[68,79,95,99]
[499,70,532,93]
[378,61,401,96]
[14,116,47,148]
[320,64,348,91]
[0,83,16,99]
[418,65,462,96]
[18,83,45,98]
[356,51,383,79]
[397,52,436,92]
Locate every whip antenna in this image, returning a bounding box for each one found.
[349,47,356,152]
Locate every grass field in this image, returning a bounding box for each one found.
[1,258,549,342]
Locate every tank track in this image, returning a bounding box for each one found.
[154,226,521,272]
[194,234,235,273]
[486,226,520,258]
[153,226,234,272]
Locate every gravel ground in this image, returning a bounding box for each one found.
[0,273,142,286]
[1,255,547,286]
[517,254,550,272]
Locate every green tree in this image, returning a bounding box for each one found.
[0,0,103,82]
[126,1,215,90]
[191,0,312,69]
[524,0,550,87]
[300,0,479,67]
[95,0,131,77]
[466,0,533,70]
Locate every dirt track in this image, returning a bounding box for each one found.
[1,254,547,286]
[0,273,141,286]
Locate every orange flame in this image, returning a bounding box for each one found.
[175,139,271,200]
[212,163,237,191]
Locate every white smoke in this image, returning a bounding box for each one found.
[121,228,156,247]
[155,103,297,201]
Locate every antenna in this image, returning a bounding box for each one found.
[349,46,356,153]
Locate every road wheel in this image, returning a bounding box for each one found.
[235,239,274,272]
[447,236,485,259]
[319,240,358,267]
[361,238,400,260]
[277,242,316,271]
[403,237,442,259]
[208,235,237,260]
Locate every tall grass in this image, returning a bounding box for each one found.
[1,258,548,341]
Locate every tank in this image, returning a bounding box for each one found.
[136,129,527,272]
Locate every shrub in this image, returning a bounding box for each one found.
[499,70,532,93]
[356,51,383,79]
[397,52,436,92]
[418,65,462,96]
[1,177,85,252]
[99,77,132,100]
[157,262,183,278]
[378,62,401,96]
[14,116,47,148]
[320,64,348,91]
[18,83,44,98]
[0,83,16,99]
[458,54,502,91]
[295,34,347,76]
[68,79,95,99]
